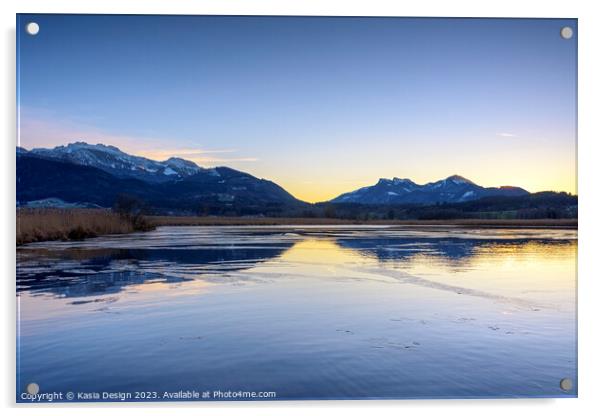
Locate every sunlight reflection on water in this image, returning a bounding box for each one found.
[17,226,577,400]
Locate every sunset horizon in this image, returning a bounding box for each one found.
[16,14,577,403]
[18,16,576,204]
[18,138,576,203]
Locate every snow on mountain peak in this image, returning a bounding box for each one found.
[392,177,415,185]
[28,141,203,182]
[445,174,475,185]
[376,177,416,189]
[331,173,527,205]
[165,157,201,170]
[63,141,124,155]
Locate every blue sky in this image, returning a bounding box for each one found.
[17,15,577,202]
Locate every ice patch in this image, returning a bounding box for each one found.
[163,167,178,176]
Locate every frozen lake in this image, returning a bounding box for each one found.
[16,225,577,401]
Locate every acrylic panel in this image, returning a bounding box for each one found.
[16,14,577,402]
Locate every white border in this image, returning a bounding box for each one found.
[2,1,601,415]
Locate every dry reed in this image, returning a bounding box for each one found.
[17,208,137,245]
[17,210,576,246]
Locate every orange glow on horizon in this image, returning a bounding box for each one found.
[281,177,577,204]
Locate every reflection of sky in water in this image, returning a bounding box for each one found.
[17,226,577,400]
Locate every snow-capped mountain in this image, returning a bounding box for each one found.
[24,142,203,183]
[17,142,533,211]
[164,157,203,177]
[331,174,528,204]
[17,144,303,214]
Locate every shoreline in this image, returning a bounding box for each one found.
[16,209,577,246]
[147,216,578,229]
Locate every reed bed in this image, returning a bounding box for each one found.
[16,210,576,246]
[17,208,139,245]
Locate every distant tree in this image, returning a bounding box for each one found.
[196,203,211,217]
[324,204,337,218]
[113,194,144,216]
[113,194,151,230]
[302,209,317,218]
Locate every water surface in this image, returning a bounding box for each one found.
[17,226,577,401]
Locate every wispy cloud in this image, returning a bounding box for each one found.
[193,156,259,163]
[19,106,165,152]
[135,149,258,164]
[18,106,258,166]
[496,132,517,138]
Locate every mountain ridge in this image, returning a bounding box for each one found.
[17,144,303,215]
[18,142,543,212]
[22,141,207,183]
[330,174,529,205]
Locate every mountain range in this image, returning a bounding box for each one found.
[17,142,533,214]
[17,143,301,215]
[20,142,205,183]
[331,175,528,205]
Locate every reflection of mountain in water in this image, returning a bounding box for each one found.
[17,243,294,297]
[24,270,192,299]
[335,237,574,265]
[17,229,576,299]
[59,245,296,269]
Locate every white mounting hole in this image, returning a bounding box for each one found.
[26,22,40,36]
[560,26,573,40]
[559,377,573,391]
[26,382,40,395]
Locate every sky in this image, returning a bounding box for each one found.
[17,15,577,202]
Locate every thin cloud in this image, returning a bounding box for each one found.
[137,149,258,165]
[497,132,517,138]
[18,106,258,165]
[19,106,167,152]
[152,148,238,156]
[190,156,258,164]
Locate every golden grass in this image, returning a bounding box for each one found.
[17,208,137,245]
[147,216,578,228]
[17,210,577,245]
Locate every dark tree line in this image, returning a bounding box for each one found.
[111,191,577,220]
